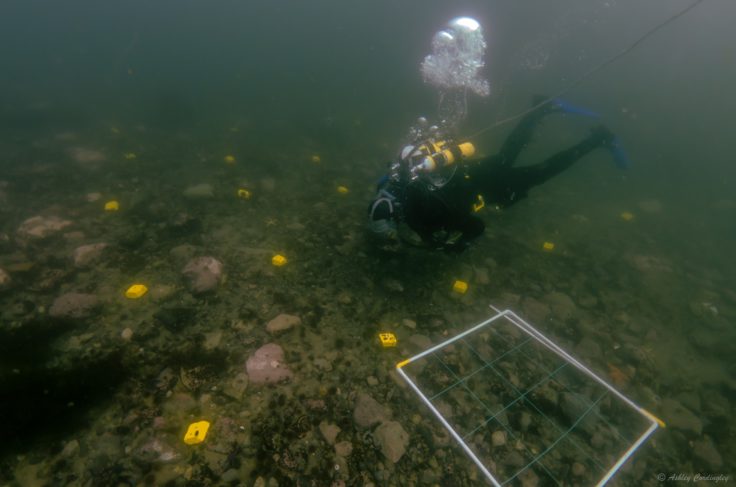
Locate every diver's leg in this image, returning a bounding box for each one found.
[495,96,560,168]
[508,125,613,192]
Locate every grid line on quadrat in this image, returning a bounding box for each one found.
[431,346,566,485]
[483,323,638,448]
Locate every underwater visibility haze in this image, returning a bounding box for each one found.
[0,0,734,485]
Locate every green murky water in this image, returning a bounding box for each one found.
[1,1,734,485]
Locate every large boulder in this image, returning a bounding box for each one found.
[182,256,223,294]
[246,343,293,385]
[49,293,100,319]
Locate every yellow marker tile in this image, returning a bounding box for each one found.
[125,284,148,299]
[272,254,288,266]
[453,280,468,294]
[336,186,349,194]
[542,242,555,251]
[224,155,236,165]
[104,200,120,212]
[183,420,210,445]
[237,188,252,199]
[123,152,137,160]
[310,154,321,163]
[379,332,397,348]
[620,211,635,221]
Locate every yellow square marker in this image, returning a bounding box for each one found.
[237,188,252,199]
[310,154,321,163]
[125,284,148,299]
[336,186,349,194]
[620,211,635,221]
[379,332,397,347]
[272,254,288,266]
[542,242,555,251]
[224,155,236,165]
[104,200,119,212]
[123,152,137,160]
[183,420,210,445]
[453,280,468,294]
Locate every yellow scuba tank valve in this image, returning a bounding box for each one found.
[415,141,475,173]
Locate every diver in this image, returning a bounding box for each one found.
[367,96,629,252]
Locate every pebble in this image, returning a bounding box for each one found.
[246,343,293,385]
[366,376,379,386]
[661,398,702,435]
[373,421,409,463]
[72,243,108,268]
[223,373,249,400]
[0,268,10,290]
[183,183,214,198]
[319,421,341,445]
[182,256,223,294]
[121,328,133,341]
[572,462,586,477]
[693,436,723,468]
[491,430,506,447]
[334,440,353,457]
[353,392,391,428]
[49,293,100,319]
[266,314,301,333]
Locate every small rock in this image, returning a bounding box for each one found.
[223,373,249,400]
[319,421,341,445]
[373,421,409,463]
[266,314,301,333]
[17,216,73,242]
[183,183,214,198]
[491,430,506,447]
[182,256,223,294]
[203,330,222,350]
[692,436,723,468]
[408,334,432,351]
[575,337,602,360]
[121,328,133,341]
[49,293,100,319]
[72,243,108,268]
[366,376,379,386]
[503,451,526,468]
[245,343,293,385]
[544,292,576,321]
[661,398,702,435]
[353,392,391,428]
[521,297,551,323]
[221,469,240,483]
[571,462,586,477]
[402,319,417,330]
[85,192,102,202]
[0,268,11,290]
[519,468,539,487]
[334,441,353,457]
[61,440,79,458]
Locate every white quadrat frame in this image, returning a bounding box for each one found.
[395,307,666,487]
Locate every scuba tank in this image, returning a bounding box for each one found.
[412,140,475,175]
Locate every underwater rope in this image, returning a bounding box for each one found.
[468,0,707,140]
